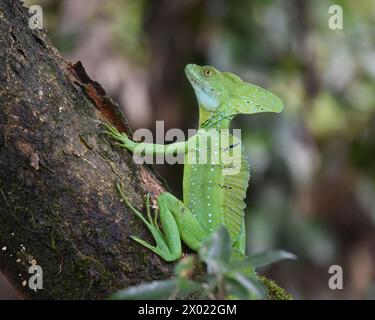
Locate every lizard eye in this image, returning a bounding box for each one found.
[204,69,212,77]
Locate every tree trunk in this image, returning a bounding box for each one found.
[0,0,173,299]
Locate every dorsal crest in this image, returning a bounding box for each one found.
[222,72,242,84]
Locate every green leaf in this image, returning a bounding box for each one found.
[176,278,202,297]
[198,276,218,299]
[247,250,297,268]
[199,227,232,273]
[109,279,200,300]
[228,250,256,277]
[226,273,267,300]
[225,278,250,300]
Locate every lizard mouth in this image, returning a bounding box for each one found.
[189,76,204,87]
[186,70,202,85]
[186,73,212,94]
[185,64,205,87]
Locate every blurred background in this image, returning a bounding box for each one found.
[2,0,375,299]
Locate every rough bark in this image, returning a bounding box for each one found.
[0,0,173,299]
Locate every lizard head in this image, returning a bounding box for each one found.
[185,64,229,112]
[185,63,284,116]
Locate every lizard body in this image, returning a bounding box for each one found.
[105,64,284,261]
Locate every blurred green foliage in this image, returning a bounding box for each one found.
[106,0,150,63]
[110,228,295,300]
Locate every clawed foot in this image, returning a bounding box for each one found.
[103,123,131,147]
[117,183,160,231]
[116,183,177,261]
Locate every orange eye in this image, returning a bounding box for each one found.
[204,69,212,77]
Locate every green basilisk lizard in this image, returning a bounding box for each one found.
[105,64,284,262]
